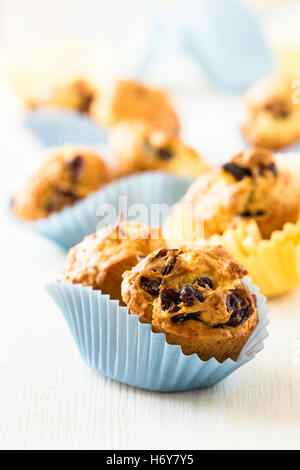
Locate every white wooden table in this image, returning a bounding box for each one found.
[1,80,300,450]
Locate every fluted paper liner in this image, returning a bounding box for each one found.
[17,172,193,249]
[23,109,107,147]
[164,198,300,297]
[46,278,268,391]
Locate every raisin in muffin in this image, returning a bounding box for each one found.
[62,221,166,302]
[90,79,180,136]
[109,121,208,177]
[122,246,258,362]
[170,147,300,241]
[242,75,300,150]
[27,78,96,114]
[13,146,111,221]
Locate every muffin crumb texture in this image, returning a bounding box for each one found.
[109,121,208,178]
[91,79,180,136]
[242,75,300,150]
[62,221,166,303]
[179,147,300,240]
[13,146,111,221]
[122,245,258,362]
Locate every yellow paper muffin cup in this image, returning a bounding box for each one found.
[164,204,300,298]
[210,221,300,297]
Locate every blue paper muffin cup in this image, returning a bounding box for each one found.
[46,278,269,391]
[15,172,194,249]
[23,109,107,147]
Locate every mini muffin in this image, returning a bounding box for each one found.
[168,147,300,241]
[242,75,300,150]
[122,246,258,362]
[13,146,111,221]
[27,78,96,114]
[90,79,180,136]
[62,221,166,302]
[109,121,208,177]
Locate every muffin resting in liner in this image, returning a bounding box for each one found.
[241,75,300,150]
[13,145,111,221]
[164,148,300,297]
[13,171,193,249]
[122,246,258,363]
[46,273,268,391]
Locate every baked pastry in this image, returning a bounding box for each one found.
[27,78,96,114]
[90,79,180,136]
[13,146,111,221]
[109,121,208,177]
[168,147,300,241]
[242,75,300,150]
[122,246,258,362]
[62,221,166,302]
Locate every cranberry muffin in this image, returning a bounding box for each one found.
[90,79,180,136]
[13,146,111,221]
[242,75,300,150]
[177,147,300,240]
[27,78,96,114]
[62,221,166,302]
[109,121,208,178]
[122,246,258,362]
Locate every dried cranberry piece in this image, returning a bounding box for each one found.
[157,148,173,161]
[240,209,265,218]
[168,302,180,314]
[259,163,278,177]
[67,155,84,182]
[161,256,177,276]
[140,276,161,296]
[179,285,204,306]
[154,248,169,259]
[56,188,78,198]
[45,188,79,213]
[161,288,180,311]
[218,289,254,327]
[223,163,252,181]
[226,290,242,312]
[254,209,265,216]
[197,277,214,289]
[264,99,289,119]
[170,312,201,323]
[223,305,253,327]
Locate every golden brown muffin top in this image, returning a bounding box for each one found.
[13,145,111,221]
[62,221,166,293]
[121,245,253,326]
[244,75,294,116]
[91,79,180,136]
[27,79,96,114]
[242,75,300,149]
[183,147,300,239]
[109,121,208,177]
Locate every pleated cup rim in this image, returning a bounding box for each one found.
[46,276,269,368]
[12,170,194,230]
